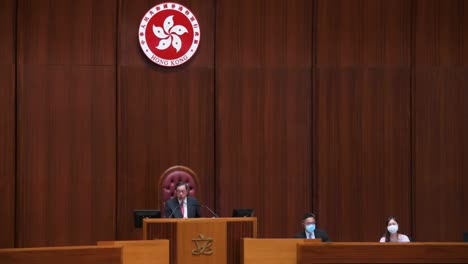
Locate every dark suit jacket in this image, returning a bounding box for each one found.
[164,196,201,218]
[294,228,330,242]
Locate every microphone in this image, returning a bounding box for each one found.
[166,201,186,218]
[197,203,219,218]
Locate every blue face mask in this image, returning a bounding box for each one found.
[305,224,316,233]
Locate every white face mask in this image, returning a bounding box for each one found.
[387,225,398,234]
[305,224,316,233]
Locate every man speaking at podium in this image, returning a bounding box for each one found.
[165,181,201,218]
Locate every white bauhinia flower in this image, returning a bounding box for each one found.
[153,26,168,39]
[156,38,171,50]
[153,15,188,53]
[170,25,188,35]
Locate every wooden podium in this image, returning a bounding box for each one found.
[143,217,257,264]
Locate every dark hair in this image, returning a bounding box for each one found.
[175,181,189,192]
[303,212,316,221]
[383,216,399,242]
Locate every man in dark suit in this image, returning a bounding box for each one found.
[294,212,330,242]
[164,181,201,218]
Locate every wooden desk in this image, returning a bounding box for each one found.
[242,238,321,264]
[0,245,121,264]
[143,217,257,264]
[297,242,468,263]
[98,240,169,264]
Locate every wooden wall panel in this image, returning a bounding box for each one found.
[414,0,468,66]
[17,0,115,65]
[413,0,468,241]
[17,66,116,247]
[414,69,468,242]
[315,0,412,241]
[0,0,15,64]
[0,65,15,249]
[117,0,215,240]
[315,69,411,241]
[216,0,313,238]
[316,0,411,66]
[0,0,15,249]
[16,0,116,247]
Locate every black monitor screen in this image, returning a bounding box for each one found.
[133,209,161,228]
[232,208,254,217]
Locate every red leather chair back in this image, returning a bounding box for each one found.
[159,166,199,216]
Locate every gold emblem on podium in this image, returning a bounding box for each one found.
[192,234,214,255]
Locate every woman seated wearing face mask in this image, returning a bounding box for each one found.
[380,216,410,242]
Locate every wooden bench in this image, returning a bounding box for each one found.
[0,245,121,264]
[98,240,169,264]
[297,242,468,263]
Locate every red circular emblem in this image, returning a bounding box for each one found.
[139,2,201,67]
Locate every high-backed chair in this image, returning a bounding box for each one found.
[158,165,199,217]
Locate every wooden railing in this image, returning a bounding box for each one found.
[0,245,121,264]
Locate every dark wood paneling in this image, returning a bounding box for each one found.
[216,0,313,238]
[316,0,411,66]
[414,69,468,242]
[16,0,117,247]
[413,0,468,242]
[0,0,15,64]
[315,69,411,241]
[315,0,412,241]
[117,0,215,240]
[227,221,255,264]
[17,66,116,247]
[0,0,15,249]
[0,65,15,249]
[17,0,115,65]
[414,0,468,66]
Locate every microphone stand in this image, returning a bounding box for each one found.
[198,204,219,218]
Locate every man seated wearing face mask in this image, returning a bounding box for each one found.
[294,212,330,242]
[379,216,410,242]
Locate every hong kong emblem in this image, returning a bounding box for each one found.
[139,2,201,67]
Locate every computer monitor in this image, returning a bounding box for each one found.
[133,209,161,228]
[464,232,468,242]
[232,208,254,217]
